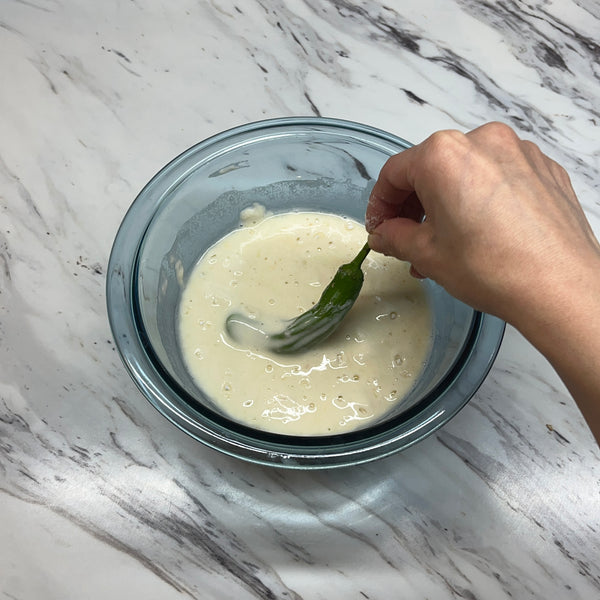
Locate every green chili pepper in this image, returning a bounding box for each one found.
[226,243,370,354]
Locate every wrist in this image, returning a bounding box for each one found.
[502,246,600,343]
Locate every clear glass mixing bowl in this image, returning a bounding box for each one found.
[106,117,505,468]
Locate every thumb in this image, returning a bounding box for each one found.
[367,217,422,264]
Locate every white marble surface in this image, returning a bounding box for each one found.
[1,0,599,598]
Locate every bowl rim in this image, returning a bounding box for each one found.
[106,116,505,469]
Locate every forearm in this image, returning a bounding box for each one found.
[510,255,600,444]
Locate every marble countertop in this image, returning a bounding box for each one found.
[1,1,599,598]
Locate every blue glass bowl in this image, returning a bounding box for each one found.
[106,117,504,469]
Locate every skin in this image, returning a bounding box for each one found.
[366,122,600,444]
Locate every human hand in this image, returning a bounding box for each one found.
[366,122,600,326]
[366,122,600,443]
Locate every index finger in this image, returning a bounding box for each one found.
[366,146,421,233]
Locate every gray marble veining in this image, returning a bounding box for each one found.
[0,1,598,598]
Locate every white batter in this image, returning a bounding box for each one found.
[178,206,432,435]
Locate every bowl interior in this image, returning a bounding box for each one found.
[133,121,477,433]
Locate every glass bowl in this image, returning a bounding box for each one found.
[106,117,504,469]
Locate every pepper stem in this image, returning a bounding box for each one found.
[348,242,371,270]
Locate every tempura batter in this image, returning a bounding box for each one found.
[178,206,431,435]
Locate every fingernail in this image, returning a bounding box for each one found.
[409,265,426,279]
